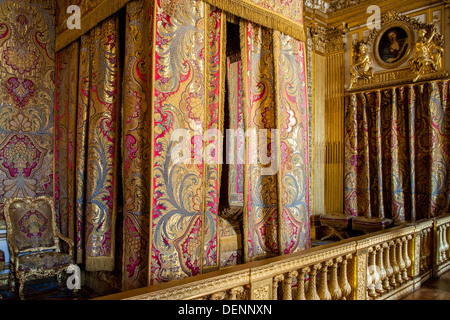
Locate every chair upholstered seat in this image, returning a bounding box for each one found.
[4,196,76,299]
[18,252,74,272]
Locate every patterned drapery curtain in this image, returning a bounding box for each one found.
[240,21,310,261]
[150,0,226,284]
[240,21,279,260]
[56,16,121,272]
[56,0,310,289]
[56,2,152,289]
[121,0,153,290]
[344,80,450,223]
[273,31,310,254]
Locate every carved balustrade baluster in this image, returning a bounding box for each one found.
[306,263,321,300]
[423,229,431,270]
[402,236,412,281]
[282,271,297,300]
[211,291,226,300]
[382,242,392,290]
[272,274,285,300]
[329,257,343,300]
[367,247,376,297]
[437,227,444,264]
[389,240,398,287]
[446,224,450,260]
[442,224,450,262]
[375,245,385,294]
[229,286,244,300]
[318,260,332,300]
[339,254,352,300]
[396,238,405,284]
[295,267,309,300]
[420,230,426,272]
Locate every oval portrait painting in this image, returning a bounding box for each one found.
[375,23,414,69]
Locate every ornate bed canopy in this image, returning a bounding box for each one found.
[54,0,312,291]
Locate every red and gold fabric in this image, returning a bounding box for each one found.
[344,80,450,222]
[56,16,121,272]
[150,0,225,283]
[54,0,310,288]
[0,1,55,223]
[121,0,154,290]
[240,21,279,260]
[203,6,226,270]
[274,31,310,254]
[55,40,79,248]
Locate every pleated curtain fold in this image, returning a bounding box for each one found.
[56,16,121,272]
[55,0,311,289]
[240,21,310,262]
[344,80,450,223]
[56,2,151,289]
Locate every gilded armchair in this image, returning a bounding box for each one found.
[3,196,76,299]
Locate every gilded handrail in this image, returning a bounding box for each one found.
[96,214,450,300]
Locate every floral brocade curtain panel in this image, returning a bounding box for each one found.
[56,1,154,289]
[150,0,226,284]
[55,0,311,290]
[56,16,121,272]
[344,80,450,223]
[56,0,227,288]
[240,21,310,261]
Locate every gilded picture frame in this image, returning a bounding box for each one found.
[374,21,415,69]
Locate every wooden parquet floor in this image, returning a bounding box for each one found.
[401,270,450,300]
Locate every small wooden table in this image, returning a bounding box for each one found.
[319,214,353,240]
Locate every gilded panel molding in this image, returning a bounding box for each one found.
[308,23,348,55]
[125,269,251,300]
[347,11,447,91]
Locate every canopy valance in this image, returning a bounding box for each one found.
[55,0,306,52]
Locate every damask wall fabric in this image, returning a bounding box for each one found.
[344,80,450,222]
[0,0,55,222]
[56,16,120,272]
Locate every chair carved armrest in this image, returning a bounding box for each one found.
[55,230,74,256]
[5,232,19,256]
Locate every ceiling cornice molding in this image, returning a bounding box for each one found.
[305,0,445,28]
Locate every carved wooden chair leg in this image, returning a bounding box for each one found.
[8,268,15,292]
[18,277,25,300]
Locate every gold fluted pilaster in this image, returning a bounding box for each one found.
[325,49,345,214]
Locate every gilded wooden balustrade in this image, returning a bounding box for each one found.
[97,214,450,300]
[433,214,450,278]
